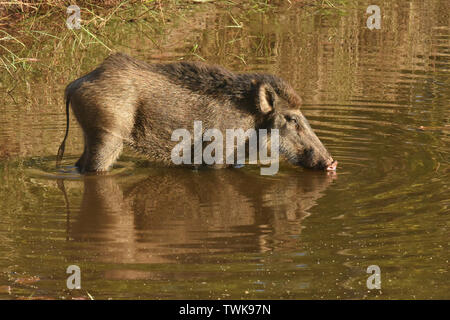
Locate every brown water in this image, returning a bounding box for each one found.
[0,0,448,299]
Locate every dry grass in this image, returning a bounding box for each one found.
[0,1,182,74]
[1,1,148,15]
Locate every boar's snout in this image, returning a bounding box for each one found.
[326,160,338,171]
[300,146,336,171]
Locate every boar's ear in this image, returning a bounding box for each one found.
[254,81,276,114]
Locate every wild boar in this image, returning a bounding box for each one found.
[57,53,337,173]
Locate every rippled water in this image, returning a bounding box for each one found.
[0,0,448,299]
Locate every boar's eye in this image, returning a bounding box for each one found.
[285,115,299,127]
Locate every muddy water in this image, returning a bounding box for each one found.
[0,1,448,299]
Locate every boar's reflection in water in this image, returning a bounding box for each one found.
[57,53,337,173]
[67,170,336,280]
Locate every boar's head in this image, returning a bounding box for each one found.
[252,78,337,171]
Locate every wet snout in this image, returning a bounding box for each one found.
[326,159,338,171]
[292,115,337,171]
[301,147,337,171]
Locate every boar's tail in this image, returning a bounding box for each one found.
[56,94,71,168]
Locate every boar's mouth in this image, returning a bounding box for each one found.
[326,160,338,171]
[296,148,337,171]
[309,159,337,171]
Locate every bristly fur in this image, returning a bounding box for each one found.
[103,53,302,109]
[57,52,332,173]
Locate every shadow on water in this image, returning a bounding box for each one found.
[63,168,336,264]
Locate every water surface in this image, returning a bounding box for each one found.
[0,0,448,299]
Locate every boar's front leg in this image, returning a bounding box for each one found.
[79,130,124,173]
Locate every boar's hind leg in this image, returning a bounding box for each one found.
[81,131,124,173]
[75,148,86,171]
[75,135,87,171]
